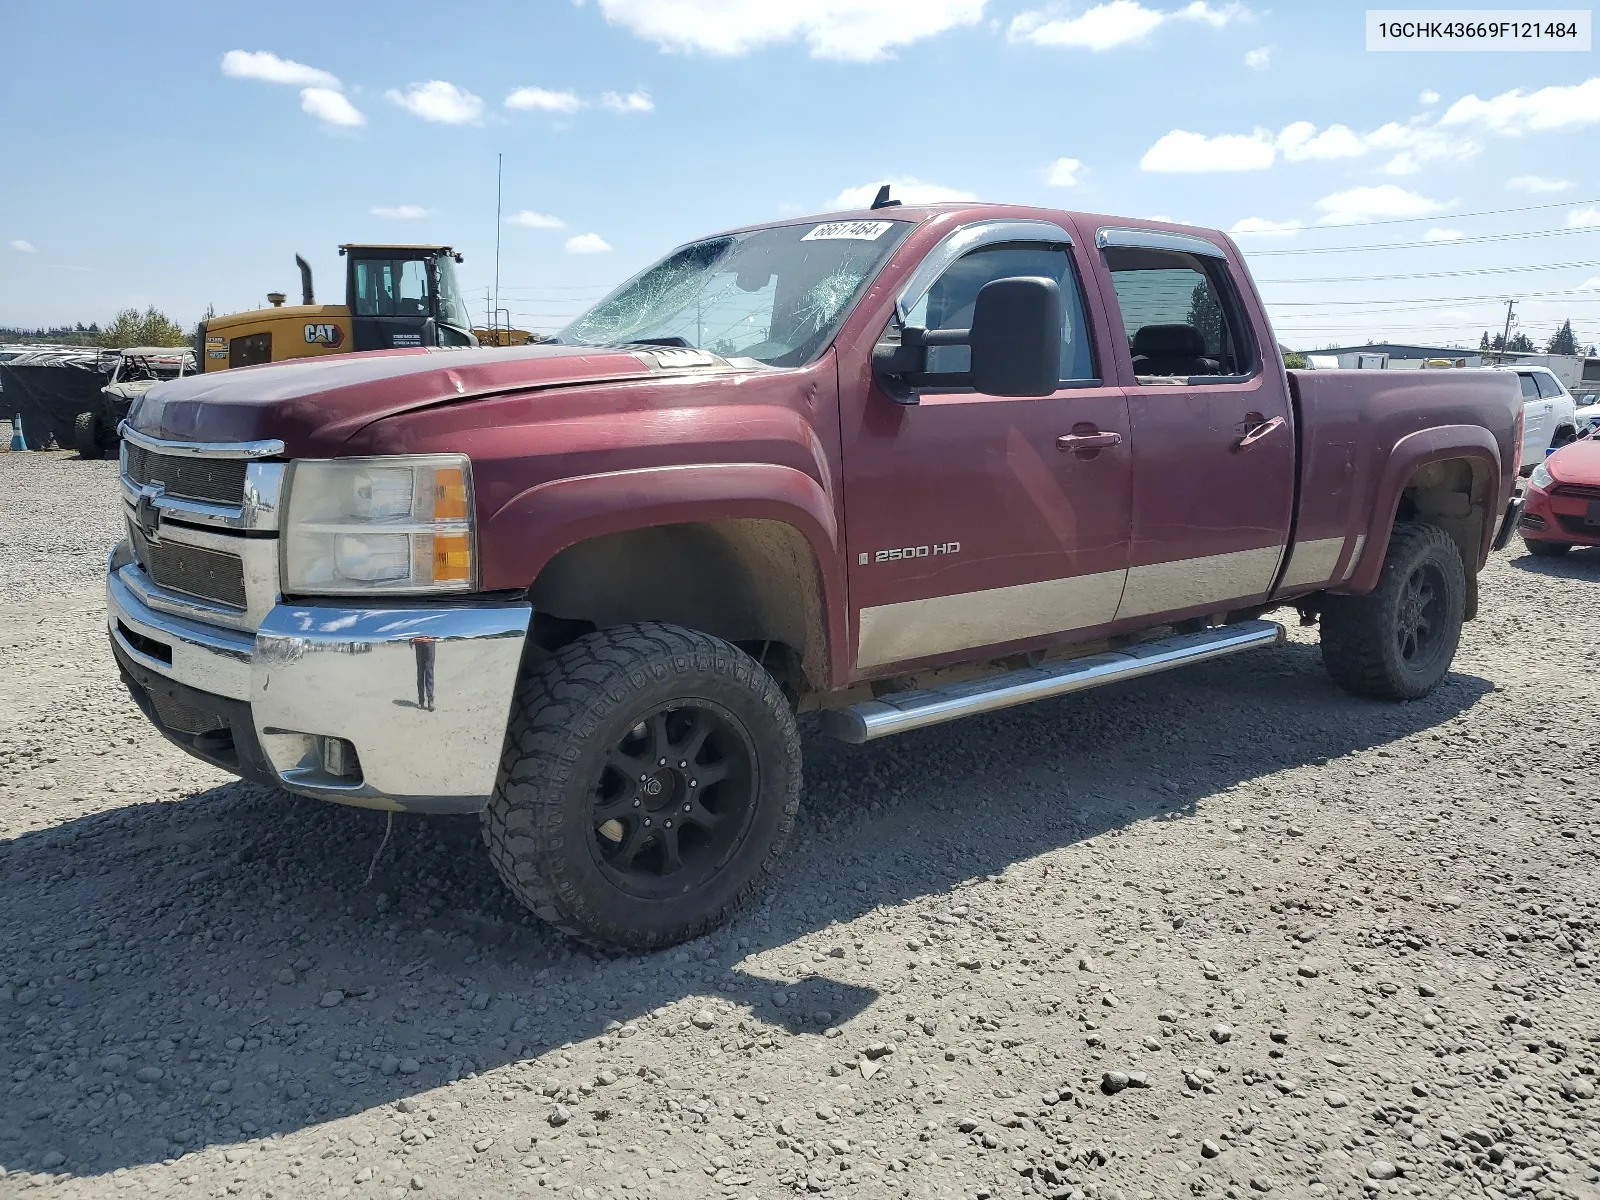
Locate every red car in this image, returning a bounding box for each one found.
[1520,433,1600,555]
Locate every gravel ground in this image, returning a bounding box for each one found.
[1,434,1597,1200]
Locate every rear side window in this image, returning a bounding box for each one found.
[1533,373,1566,399]
[904,242,1096,383]
[1517,374,1540,399]
[1102,247,1254,380]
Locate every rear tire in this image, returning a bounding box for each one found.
[481,622,801,950]
[1523,537,1571,558]
[74,411,105,459]
[1320,522,1466,701]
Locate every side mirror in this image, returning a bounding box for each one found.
[420,317,438,348]
[871,275,1062,403]
[968,276,1062,398]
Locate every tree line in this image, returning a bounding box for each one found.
[1,306,196,349]
[1479,319,1594,357]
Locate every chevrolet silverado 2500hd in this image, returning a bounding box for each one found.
[107,202,1525,948]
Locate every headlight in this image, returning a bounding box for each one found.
[282,455,475,594]
[1528,461,1554,491]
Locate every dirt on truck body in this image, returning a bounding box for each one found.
[106,201,1524,949]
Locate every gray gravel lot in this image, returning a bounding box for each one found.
[1,435,1597,1200]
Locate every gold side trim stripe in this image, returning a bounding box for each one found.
[1115,545,1283,621]
[1278,536,1347,590]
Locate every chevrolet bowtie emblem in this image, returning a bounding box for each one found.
[136,486,164,542]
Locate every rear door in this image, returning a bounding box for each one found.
[1517,372,1549,462]
[838,220,1133,673]
[1091,228,1295,622]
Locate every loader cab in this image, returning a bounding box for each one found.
[341,245,477,351]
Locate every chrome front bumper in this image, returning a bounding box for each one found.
[108,559,531,813]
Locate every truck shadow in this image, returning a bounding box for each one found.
[0,638,1493,1179]
[1506,544,1600,577]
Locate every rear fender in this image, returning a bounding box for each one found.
[480,462,848,686]
[1337,424,1501,594]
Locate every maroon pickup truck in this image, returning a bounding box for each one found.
[108,201,1524,948]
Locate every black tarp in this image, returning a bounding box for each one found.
[0,349,116,446]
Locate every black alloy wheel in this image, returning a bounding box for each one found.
[1394,560,1447,670]
[591,703,756,898]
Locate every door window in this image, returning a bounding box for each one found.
[1533,372,1566,399]
[228,332,271,369]
[1517,374,1540,399]
[902,243,1097,384]
[1102,247,1254,380]
[353,258,432,319]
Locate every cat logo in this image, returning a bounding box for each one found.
[304,323,344,348]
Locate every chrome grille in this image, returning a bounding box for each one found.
[129,524,248,610]
[125,444,248,507]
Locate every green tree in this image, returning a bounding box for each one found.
[1185,282,1223,351]
[1479,331,1491,350]
[1509,332,1535,353]
[1282,351,1308,369]
[99,306,189,348]
[1547,319,1578,356]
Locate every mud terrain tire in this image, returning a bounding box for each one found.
[482,623,801,950]
[1320,521,1466,701]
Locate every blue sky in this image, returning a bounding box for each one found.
[4,1,1600,351]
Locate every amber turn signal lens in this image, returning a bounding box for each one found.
[433,467,469,521]
[431,533,472,585]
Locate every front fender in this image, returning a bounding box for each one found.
[1337,424,1503,594]
[479,462,849,686]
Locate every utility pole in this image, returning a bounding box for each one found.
[1497,299,1516,364]
[493,153,503,337]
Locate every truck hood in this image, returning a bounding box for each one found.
[127,343,740,455]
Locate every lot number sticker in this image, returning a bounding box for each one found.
[802,220,894,241]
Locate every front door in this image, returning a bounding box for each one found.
[839,229,1133,674]
[1095,237,1295,621]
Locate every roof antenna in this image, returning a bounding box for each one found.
[870,184,901,210]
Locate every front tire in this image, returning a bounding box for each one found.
[1320,522,1466,701]
[74,411,105,459]
[1523,537,1571,558]
[482,623,801,950]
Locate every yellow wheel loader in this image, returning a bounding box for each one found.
[195,245,482,373]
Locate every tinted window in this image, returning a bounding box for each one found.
[1533,372,1565,399]
[1517,374,1540,399]
[353,259,431,319]
[228,332,271,369]
[904,243,1096,383]
[1102,247,1253,379]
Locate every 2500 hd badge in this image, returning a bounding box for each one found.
[864,542,961,563]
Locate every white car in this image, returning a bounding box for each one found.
[1575,392,1600,437]
[1494,366,1579,474]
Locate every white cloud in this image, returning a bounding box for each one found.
[1440,77,1600,134]
[565,233,613,254]
[585,0,985,62]
[300,87,365,127]
[10,239,35,253]
[1419,89,1440,105]
[1140,129,1275,172]
[508,211,566,229]
[1009,1,1247,50]
[1314,184,1446,224]
[1276,121,1366,161]
[1229,217,1302,236]
[1507,174,1573,194]
[1381,152,1419,176]
[1568,206,1600,228]
[828,178,978,207]
[1243,45,1270,69]
[221,49,339,89]
[385,81,484,125]
[371,205,432,219]
[600,90,654,114]
[505,86,582,114]
[1045,157,1083,187]
[1423,228,1462,241]
[1579,276,1600,290]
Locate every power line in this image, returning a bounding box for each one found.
[1258,259,1600,285]
[1242,195,1600,234]
[1247,224,1598,256]
[1268,286,1600,307]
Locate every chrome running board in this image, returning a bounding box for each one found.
[818,620,1285,744]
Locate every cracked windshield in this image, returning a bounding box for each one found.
[560,219,912,366]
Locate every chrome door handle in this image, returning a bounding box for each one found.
[1056,431,1123,451]
[1236,415,1285,449]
